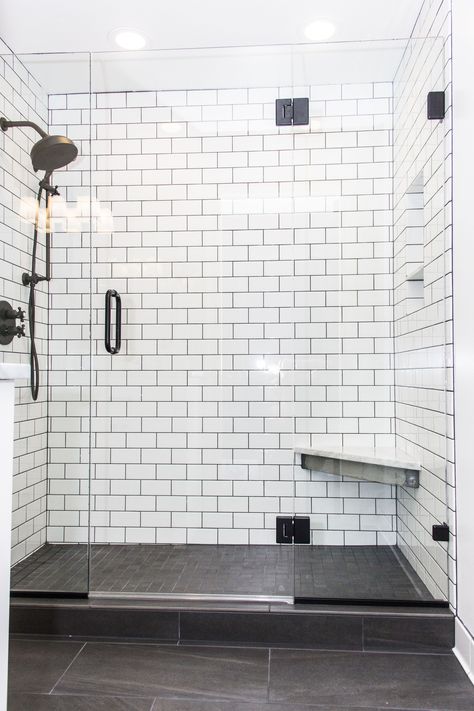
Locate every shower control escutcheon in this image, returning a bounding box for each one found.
[1,306,25,322]
[0,300,26,345]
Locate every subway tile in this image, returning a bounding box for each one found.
[3,64,446,595]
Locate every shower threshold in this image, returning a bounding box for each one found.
[90,591,293,605]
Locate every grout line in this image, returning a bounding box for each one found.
[14,634,453,656]
[49,641,87,695]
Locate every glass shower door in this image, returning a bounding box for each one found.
[88,45,297,600]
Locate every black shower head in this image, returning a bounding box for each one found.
[0,117,78,174]
[30,134,78,173]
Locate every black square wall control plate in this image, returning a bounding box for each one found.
[275,98,309,126]
[432,523,450,542]
[292,98,309,125]
[276,516,293,544]
[427,91,445,120]
[293,516,310,544]
[276,516,310,544]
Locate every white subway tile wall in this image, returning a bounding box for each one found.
[48,81,398,547]
[393,0,452,601]
[0,46,49,564]
[3,1,453,604]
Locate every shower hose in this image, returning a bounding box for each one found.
[27,182,51,401]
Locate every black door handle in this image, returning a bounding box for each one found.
[105,289,121,354]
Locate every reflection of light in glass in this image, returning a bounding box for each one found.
[256,358,281,375]
[112,28,147,50]
[304,20,336,42]
[20,196,113,233]
[159,122,186,136]
[19,196,39,226]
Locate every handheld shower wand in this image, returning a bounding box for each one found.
[1,117,78,400]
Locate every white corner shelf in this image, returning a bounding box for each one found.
[294,446,420,488]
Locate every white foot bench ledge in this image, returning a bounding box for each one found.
[295,447,420,488]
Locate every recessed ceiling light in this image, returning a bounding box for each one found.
[112,28,147,51]
[304,20,336,42]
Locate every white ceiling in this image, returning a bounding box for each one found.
[0,0,423,55]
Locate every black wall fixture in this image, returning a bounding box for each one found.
[427,91,446,120]
[105,289,122,354]
[0,300,25,345]
[276,516,310,544]
[432,523,450,542]
[275,98,309,126]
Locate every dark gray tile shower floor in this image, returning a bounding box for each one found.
[11,543,435,601]
[8,638,474,711]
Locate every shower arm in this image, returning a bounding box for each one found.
[1,118,56,280]
[0,117,47,139]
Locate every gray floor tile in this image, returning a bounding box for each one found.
[295,545,434,600]
[8,639,84,693]
[269,649,474,710]
[11,543,435,602]
[150,701,411,711]
[55,642,269,702]
[8,694,153,710]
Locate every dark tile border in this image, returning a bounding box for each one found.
[10,605,179,641]
[363,614,455,653]
[10,601,455,653]
[179,611,363,649]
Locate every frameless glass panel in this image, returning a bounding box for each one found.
[7,51,92,595]
[292,38,449,604]
[392,34,450,604]
[88,45,298,601]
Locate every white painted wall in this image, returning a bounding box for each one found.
[0,380,16,711]
[452,0,474,684]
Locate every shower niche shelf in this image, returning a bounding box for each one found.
[295,446,420,488]
[406,265,424,282]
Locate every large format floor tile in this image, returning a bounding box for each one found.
[9,637,474,711]
[55,643,269,702]
[8,694,154,711]
[8,639,84,694]
[150,701,410,711]
[269,649,474,710]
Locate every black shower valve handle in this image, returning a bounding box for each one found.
[10,306,25,322]
[0,324,25,338]
[40,178,60,196]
